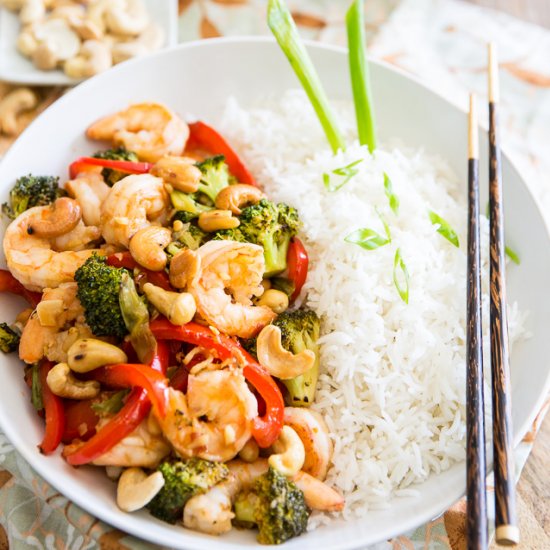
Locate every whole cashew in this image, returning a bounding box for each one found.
[64,39,112,78]
[255,289,289,314]
[116,467,165,512]
[111,22,164,64]
[105,0,148,36]
[268,425,306,477]
[143,283,196,326]
[256,325,316,380]
[128,225,171,272]
[0,88,37,136]
[67,338,128,373]
[27,197,82,238]
[198,210,240,233]
[169,248,201,289]
[32,41,58,70]
[16,26,39,57]
[46,362,100,399]
[20,0,45,25]
[150,155,200,193]
[215,184,265,215]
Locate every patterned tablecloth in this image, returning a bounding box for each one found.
[1,0,550,548]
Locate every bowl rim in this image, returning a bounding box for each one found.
[1,35,549,550]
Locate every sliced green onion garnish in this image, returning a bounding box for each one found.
[92,390,129,415]
[323,159,363,192]
[31,363,43,411]
[268,0,346,153]
[346,0,377,152]
[428,210,460,248]
[344,227,390,250]
[505,246,520,265]
[383,172,399,215]
[375,206,391,241]
[393,248,409,304]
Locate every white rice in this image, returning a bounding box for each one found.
[219,90,527,524]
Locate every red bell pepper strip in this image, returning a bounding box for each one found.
[69,157,153,180]
[0,269,42,307]
[287,238,309,302]
[150,318,284,447]
[188,121,258,187]
[63,343,168,466]
[106,252,172,291]
[39,362,65,454]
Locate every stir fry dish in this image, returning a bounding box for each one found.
[0,101,344,545]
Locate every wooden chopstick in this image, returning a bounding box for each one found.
[466,93,488,550]
[488,42,519,547]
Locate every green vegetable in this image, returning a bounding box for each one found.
[393,247,409,304]
[0,322,20,353]
[274,308,320,406]
[215,199,300,277]
[233,467,309,545]
[93,147,138,186]
[119,272,155,364]
[346,0,377,151]
[2,174,65,220]
[270,277,296,299]
[166,222,209,257]
[375,206,391,242]
[196,155,230,203]
[74,254,127,338]
[505,246,520,265]
[147,458,228,524]
[91,390,129,415]
[323,159,363,192]
[170,192,213,222]
[428,210,459,248]
[383,172,399,215]
[31,363,43,411]
[344,227,390,250]
[267,0,345,153]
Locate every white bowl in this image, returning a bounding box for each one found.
[1,38,549,549]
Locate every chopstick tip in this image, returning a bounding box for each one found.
[468,93,478,159]
[495,524,519,546]
[488,42,499,103]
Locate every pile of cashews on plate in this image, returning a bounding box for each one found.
[1,0,165,78]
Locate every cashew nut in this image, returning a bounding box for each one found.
[169,248,201,289]
[0,0,26,11]
[16,26,39,57]
[198,210,240,233]
[67,338,128,373]
[111,22,164,64]
[255,289,289,314]
[36,298,64,327]
[0,88,37,136]
[143,283,196,326]
[238,438,259,463]
[128,225,171,272]
[32,41,59,70]
[268,426,305,477]
[20,0,45,25]
[116,467,165,512]
[64,39,112,78]
[150,155,200,193]
[256,325,315,380]
[215,184,265,215]
[33,18,81,61]
[46,362,100,399]
[105,0,148,36]
[27,197,82,238]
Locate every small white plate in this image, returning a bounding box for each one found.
[0,0,179,85]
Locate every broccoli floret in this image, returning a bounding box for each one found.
[2,174,65,220]
[74,254,127,338]
[274,309,320,406]
[147,458,228,524]
[225,199,300,277]
[171,192,213,222]
[93,147,138,186]
[233,467,309,545]
[166,222,209,258]
[196,155,230,203]
[212,226,248,243]
[0,323,20,353]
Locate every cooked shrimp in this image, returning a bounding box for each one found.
[3,206,100,291]
[19,283,90,364]
[65,172,110,226]
[183,459,344,535]
[155,369,258,462]
[284,407,333,480]
[189,241,276,338]
[100,174,169,248]
[86,102,189,162]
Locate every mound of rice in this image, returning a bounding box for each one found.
[219,90,526,522]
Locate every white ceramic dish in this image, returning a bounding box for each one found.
[0,0,178,85]
[0,38,549,549]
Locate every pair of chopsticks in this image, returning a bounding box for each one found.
[466,43,519,549]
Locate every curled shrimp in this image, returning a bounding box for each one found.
[189,240,276,339]
[154,369,258,463]
[19,282,92,364]
[65,172,110,227]
[86,102,189,162]
[100,173,169,248]
[183,459,345,535]
[3,205,101,291]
